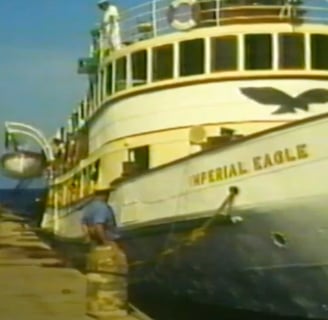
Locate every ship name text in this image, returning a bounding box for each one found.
[189,144,309,187]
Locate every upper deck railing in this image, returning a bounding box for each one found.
[113,0,328,44]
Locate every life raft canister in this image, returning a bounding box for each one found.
[168,0,199,31]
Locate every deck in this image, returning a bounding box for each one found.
[0,211,151,320]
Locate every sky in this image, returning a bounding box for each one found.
[0,0,139,188]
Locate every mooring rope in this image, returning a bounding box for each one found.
[128,186,243,285]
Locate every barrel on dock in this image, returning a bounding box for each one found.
[86,242,128,319]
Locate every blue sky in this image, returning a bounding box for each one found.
[0,0,138,187]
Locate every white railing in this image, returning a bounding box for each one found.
[109,0,328,44]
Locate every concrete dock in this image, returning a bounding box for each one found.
[0,212,151,320]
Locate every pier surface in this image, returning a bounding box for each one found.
[0,211,150,320]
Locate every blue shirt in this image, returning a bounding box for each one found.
[81,199,119,240]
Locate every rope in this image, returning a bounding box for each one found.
[185,185,240,244]
[128,185,242,285]
[153,151,199,272]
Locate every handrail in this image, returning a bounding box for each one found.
[90,0,328,50]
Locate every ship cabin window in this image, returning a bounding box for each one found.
[86,100,92,118]
[86,89,93,117]
[179,38,205,76]
[82,168,88,196]
[115,57,127,92]
[153,44,174,81]
[80,102,85,121]
[84,101,89,118]
[72,174,80,200]
[279,33,305,69]
[211,36,238,71]
[75,129,88,161]
[245,34,272,70]
[311,34,328,70]
[131,50,147,87]
[99,70,105,102]
[91,160,100,182]
[129,145,150,172]
[89,83,95,112]
[95,76,100,107]
[106,63,113,95]
[72,111,79,131]
[57,185,62,207]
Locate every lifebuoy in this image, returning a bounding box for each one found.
[168,0,198,31]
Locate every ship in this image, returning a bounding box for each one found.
[3,0,328,318]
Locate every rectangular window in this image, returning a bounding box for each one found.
[87,88,93,115]
[80,101,85,120]
[82,168,89,196]
[115,57,127,92]
[91,81,97,109]
[211,36,238,71]
[311,34,328,70]
[89,81,96,112]
[71,112,79,131]
[129,145,149,172]
[132,50,147,86]
[279,33,304,69]
[153,44,174,81]
[180,39,205,76]
[90,160,100,182]
[86,100,92,118]
[97,74,102,107]
[99,70,104,102]
[75,129,89,160]
[245,34,272,70]
[106,63,113,95]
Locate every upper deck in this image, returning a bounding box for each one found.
[78,0,328,76]
[113,0,327,45]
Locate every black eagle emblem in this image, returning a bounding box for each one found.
[240,87,328,114]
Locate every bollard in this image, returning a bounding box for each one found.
[86,242,129,319]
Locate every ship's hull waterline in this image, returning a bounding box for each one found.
[41,113,328,319]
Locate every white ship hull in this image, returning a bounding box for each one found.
[40,113,328,318]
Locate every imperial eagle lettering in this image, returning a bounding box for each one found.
[190,144,309,186]
[252,144,308,171]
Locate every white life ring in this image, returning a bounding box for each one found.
[168,0,198,31]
